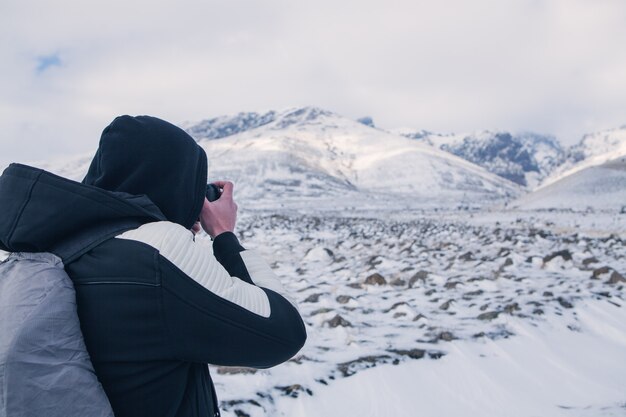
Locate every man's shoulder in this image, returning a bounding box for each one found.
[116,220,192,249]
[65,221,191,287]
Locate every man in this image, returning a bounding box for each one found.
[0,115,307,417]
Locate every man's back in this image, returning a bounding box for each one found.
[65,229,217,417]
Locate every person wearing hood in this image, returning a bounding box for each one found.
[0,115,307,417]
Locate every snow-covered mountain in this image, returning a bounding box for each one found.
[512,156,626,211]
[508,126,626,211]
[541,126,626,188]
[186,107,520,209]
[393,129,565,188]
[22,107,624,212]
[184,110,281,140]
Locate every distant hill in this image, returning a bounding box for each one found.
[186,107,520,209]
[541,126,626,188]
[25,107,625,212]
[512,156,626,211]
[392,129,565,188]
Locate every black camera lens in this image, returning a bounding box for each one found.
[206,184,221,202]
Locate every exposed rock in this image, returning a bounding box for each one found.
[582,257,599,267]
[367,255,383,267]
[217,366,258,375]
[336,295,353,304]
[221,399,263,415]
[297,285,317,293]
[480,328,515,340]
[504,302,520,314]
[303,293,324,303]
[412,313,426,321]
[390,278,407,287]
[275,384,313,398]
[607,271,626,284]
[347,282,363,289]
[325,314,352,328]
[384,301,408,313]
[459,251,475,261]
[463,289,484,299]
[592,266,612,279]
[543,249,573,263]
[477,311,500,320]
[288,355,314,364]
[364,273,387,286]
[497,248,511,257]
[338,355,392,377]
[439,299,454,310]
[438,331,455,341]
[409,270,429,288]
[543,291,553,297]
[444,281,462,289]
[557,297,574,309]
[393,312,407,318]
[387,348,425,359]
[310,308,333,316]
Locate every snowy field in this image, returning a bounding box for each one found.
[210,208,626,417]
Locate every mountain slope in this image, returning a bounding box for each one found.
[393,129,565,188]
[512,156,626,211]
[541,126,626,188]
[190,107,520,209]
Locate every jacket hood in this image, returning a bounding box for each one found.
[0,163,166,253]
[82,115,208,230]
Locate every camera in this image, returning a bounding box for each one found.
[206,184,222,202]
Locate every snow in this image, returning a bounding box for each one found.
[273,298,626,417]
[391,129,565,188]
[192,108,520,209]
[209,209,625,417]
[542,127,626,188]
[513,157,626,211]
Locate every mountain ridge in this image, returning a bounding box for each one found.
[21,106,624,212]
[187,107,520,209]
[185,107,624,192]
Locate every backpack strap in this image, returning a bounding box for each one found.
[51,218,146,264]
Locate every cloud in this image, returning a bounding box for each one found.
[1,0,626,167]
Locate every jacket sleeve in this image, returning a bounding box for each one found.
[116,221,306,368]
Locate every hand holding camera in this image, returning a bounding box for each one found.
[199,181,238,239]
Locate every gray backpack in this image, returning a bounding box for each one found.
[0,220,141,417]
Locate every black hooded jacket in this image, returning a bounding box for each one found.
[0,116,306,417]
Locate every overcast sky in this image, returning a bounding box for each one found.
[1,0,625,168]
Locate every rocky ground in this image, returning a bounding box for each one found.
[210,210,626,417]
